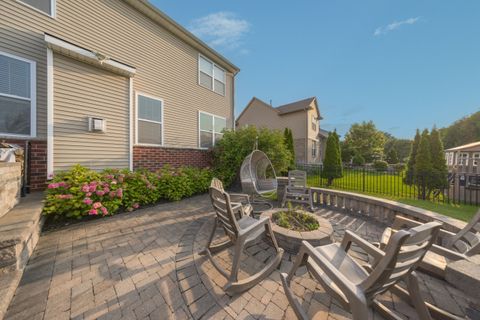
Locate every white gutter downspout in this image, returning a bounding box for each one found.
[47,48,54,179]
[129,78,134,170]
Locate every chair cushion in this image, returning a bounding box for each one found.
[311,243,369,286]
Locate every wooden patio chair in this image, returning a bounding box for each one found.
[210,178,253,217]
[202,186,284,294]
[281,222,444,320]
[281,170,314,210]
[379,209,480,278]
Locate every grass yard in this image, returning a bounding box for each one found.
[305,169,478,222]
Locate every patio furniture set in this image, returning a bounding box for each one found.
[201,148,479,319]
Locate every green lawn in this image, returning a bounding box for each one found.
[305,169,478,222]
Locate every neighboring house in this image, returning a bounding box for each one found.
[445,141,480,188]
[318,129,330,162]
[236,97,323,164]
[0,0,239,190]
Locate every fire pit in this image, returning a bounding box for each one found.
[261,208,334,254]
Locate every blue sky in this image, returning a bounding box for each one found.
[153,0,480,139]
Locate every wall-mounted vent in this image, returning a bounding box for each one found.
[88,117,106,133]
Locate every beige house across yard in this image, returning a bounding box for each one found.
[0,0,239,190]
[236,97,324,164]
[445,141,480,188]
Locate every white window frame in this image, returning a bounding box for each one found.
[198,54,226,96]
[458,152,469,166]
[312,140,317,158]
[0,51,36,138]
[311,115,317,131]
[473,153,480,167]
[135,92,164,147]
[17,0,56,18]
[198,111,226,149]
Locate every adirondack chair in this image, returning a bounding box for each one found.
[210,178,252,217]
[281,222,443,320]
[202,186,284,294]
[281,170,314,210]
[379,209,480,278]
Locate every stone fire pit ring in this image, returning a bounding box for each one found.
[261,208,334,254]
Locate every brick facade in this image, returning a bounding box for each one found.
[1,139,47,191]
[133,146,212,171]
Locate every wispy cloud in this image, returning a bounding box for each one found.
[189,12,250,51]
[374,17,421,36]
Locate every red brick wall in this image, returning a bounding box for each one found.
[133,146,212,171]
[1,139,47,191]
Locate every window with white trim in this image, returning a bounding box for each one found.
[199,112,226,149]
[458,152,468,165]
[136,94,163,145]
[0,52,35,136]
[19,0,55,17]
[473,153,480,167]
[312,140,317,158]
[311,115,317,131]
[199,55,226,95]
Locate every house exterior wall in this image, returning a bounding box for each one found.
[0,0,236,187]
[133,146,211,171]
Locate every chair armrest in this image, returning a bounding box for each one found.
[430,244,465,261]
[229,193,250,203]
[301,241,359,297]
[341,230,385,261]
[239,216,270,237]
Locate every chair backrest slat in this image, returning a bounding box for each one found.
[209,186,240,241]
[288,170,307,188]
[447,209,480,255]
[361,222,441,298]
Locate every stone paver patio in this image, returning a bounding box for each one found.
[4,195,479,320]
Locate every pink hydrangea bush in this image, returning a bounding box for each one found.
[43,164,212,220]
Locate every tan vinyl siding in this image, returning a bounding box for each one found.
[0,0,234,148]
[53,54,129,171]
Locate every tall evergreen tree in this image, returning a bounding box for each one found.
[284,128,295,169]
[429,127,448,191]
[321,131,343,185]
[386,148,399,164]
[405,129,421,185]
[415,129,432,199]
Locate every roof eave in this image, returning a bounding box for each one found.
[123,0,240,75]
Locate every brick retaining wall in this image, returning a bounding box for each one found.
[133,146,212,171]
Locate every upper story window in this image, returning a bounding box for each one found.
[473,153,480,167]
[446,152,454,166]
[0,52,36,137]
[311,115,317,131]
[18,0,56,17]
[199,111,226,149]
[199,55,226,96]
[457,152,469,165]
[136,93,163,146]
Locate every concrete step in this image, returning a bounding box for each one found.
[0,192,44,320]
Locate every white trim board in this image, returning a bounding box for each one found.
[44,33,136,77]
[47,48,54,179]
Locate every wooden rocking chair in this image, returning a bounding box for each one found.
[379,209,480,278]
[202,186,284,294]
[281,170,314,210]
[281,222,445,320]
[210,178,253,217]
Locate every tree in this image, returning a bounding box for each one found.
[321,131,343,185]
[213,126,292,187]
[440,111,480,149]
[284,128,295,170]
[343,121,386,162]
[415,129,432,199]
[384,137,412,162]
[386,148,399,164]
[429,127,448,191]
[405,129,420,185]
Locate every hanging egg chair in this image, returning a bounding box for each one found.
[240,149,278,212]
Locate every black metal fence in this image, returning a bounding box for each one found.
[295,163,480,206]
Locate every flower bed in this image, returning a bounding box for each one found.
[272,206,319,232]
[43,165,213,219]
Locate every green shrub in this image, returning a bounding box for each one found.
[392,163,406,172]
[373,160,388,172]
[43,164,213,219]
[272,203,319,232]
[212,126,292,187]
[352,154,365,166]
